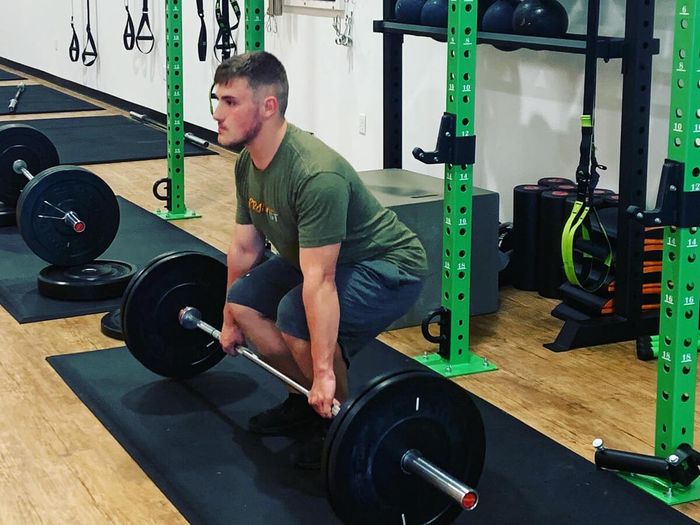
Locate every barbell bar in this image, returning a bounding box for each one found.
[177,305,478,511]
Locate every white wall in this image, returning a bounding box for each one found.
[0,0,674,220]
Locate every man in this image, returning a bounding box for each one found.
[212,51,428,469]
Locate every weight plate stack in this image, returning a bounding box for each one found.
[101,308,124,340]
[37,260,137,301]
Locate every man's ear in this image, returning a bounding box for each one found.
[262,95,280,118]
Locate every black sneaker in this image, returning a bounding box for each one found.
[248,393,318,435]
[293,421,330,470]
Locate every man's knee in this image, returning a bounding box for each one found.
[228,303,267,332]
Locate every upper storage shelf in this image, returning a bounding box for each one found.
[373,20,660,61]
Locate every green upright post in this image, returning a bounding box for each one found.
[416,0,496,377]
[245,0,265,52]
[157,0,200,220]
[621,1,700,504]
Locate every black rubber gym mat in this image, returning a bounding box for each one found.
[0,69,25,81]
[0,84,101,115]
[47,339,697,525]
[0,197,223,323]
[5,115,216,164]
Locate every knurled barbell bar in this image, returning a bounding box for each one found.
[0,123,121,267]
[120,250,487,525]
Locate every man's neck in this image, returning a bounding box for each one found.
[247,119,288,171]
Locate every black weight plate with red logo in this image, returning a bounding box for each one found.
[122,251,227,379]
[0,124,59,206]
[16,165,119,266]
[324,368,485,525]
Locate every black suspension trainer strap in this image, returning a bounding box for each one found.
[561,0,612,293]
[215,0,241,61]
[196,0,207,61]
[123,0,136,50]
[136,0,155,54]
[69,0,80,62]
[82,0,98,66]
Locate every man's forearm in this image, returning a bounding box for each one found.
[303,276,340,377]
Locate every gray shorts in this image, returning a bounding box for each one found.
[226,255,424,364]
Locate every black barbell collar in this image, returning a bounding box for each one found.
[136,0,155,55]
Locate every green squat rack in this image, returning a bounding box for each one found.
[156,0,264,220]
[156,0,200,220]
[414,0,497,378]
[593,2,700,505]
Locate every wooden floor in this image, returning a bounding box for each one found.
[1,67,698,524]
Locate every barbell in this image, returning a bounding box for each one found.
[0,123,121,267]
[120,250,486,525]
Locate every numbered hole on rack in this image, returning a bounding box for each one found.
[445,270,450,279]
[458,293,465,301]
[695,138,700,148]
[662,390,670,400]
[680,49,686,59]
[465,3,472,12]
[686,310,694,320]
[684,337,693,347]
[683,365,692,375]
[463,95,469,104]
[458,271,465,280]
[667,279,675,290]
[669,251,677,262]
[682,426,688,435]
[666,307,674,318]
[459,250,466,258]
[675,137,682,147]
[681,18,689,29]
[689,253,697,263]
[678,78,685,89]
[663,363,670,373]
[459,228,466,236]
[460,206,466,214]
[681,392,691,402]
[687,282,695,292]
[665,336,672,345]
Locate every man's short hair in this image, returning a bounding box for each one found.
[214,52,289,116]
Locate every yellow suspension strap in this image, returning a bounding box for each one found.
[560,0,612,293]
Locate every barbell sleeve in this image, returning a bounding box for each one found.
[12,159,34,181]
[179,306,340,416]
[7,82,25,112]
[401,449,479,511]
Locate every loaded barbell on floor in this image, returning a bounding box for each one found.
[0,124,135,299]
[120,250,486,525]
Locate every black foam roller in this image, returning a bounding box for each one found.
[537,190,572,298]
[537,177,574,188]
[512,184,545,290]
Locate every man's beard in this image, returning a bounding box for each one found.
[229,117,263,149]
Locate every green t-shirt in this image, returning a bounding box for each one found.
[235,123,428,276]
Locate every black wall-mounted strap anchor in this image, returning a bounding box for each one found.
[421,307,452,360]
[628,159,700,228]
[412,113,476,166]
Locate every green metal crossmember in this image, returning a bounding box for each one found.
[620,1,700,504]
[157,0,200,220]
[245,0,265,52]
[416,0,497,377]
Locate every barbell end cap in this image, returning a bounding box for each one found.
[592,438,604,450]
[12,159,27,174]
[461,490,479,511]
[178,306,202,330]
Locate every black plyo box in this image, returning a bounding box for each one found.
[358,169,500,329]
